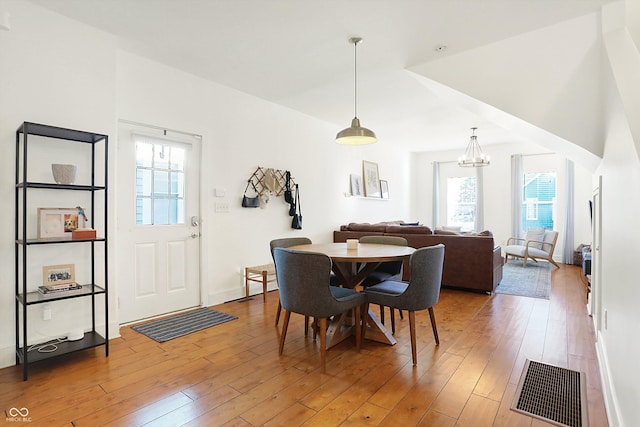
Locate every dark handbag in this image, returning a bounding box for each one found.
[241,180,260,208]
[291,184,302,229]
[284,171,293,204]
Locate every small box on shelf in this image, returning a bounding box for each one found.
[72,228,96,240]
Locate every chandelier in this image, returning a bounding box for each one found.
[458,127,490,167]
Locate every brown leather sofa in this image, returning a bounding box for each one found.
[333,222,503,293]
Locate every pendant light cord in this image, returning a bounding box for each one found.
[353,40,358,118]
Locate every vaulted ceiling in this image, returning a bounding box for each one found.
[30,0,613,154]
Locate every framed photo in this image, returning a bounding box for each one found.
[362,161,381,198]
[37,207,84,240]
[42,264,75,286]
[350,174,363,197]
[380,180,389,199]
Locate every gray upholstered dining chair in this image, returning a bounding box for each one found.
[363,244,444,365]
[270,237,312,330]
[273,247,367,373]
[359,235,408,334]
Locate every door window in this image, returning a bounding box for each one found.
[135,141,185,225]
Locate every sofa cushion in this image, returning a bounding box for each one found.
[465,230,494,237]
[434,229,459,235]
[385,225,432,234]
[525,228,546,249]
[347,222,388,232]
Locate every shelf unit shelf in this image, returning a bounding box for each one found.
[16,332,106,364]
[17,285,106,305]
[15,121,109,380]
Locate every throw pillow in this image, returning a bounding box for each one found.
[525,228,545,249]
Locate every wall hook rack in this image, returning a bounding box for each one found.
[246,166,296,197]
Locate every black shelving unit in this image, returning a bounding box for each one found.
[15,122,109,380]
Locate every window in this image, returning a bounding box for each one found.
[447,176,476,231]
[522,172,556,231]
[135,141,185,225]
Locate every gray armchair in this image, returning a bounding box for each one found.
[273,248,367,373]
[363,244,444,365]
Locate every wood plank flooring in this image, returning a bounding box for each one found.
[0,264,607,426]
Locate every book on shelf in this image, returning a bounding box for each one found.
[38,283,83,295]
[43,281,80,291]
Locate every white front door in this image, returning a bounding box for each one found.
[117,122,202,324]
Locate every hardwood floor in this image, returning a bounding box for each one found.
[0,264,607,426]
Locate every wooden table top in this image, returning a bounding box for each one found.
[289,242,415,262]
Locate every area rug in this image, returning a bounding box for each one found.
[495,259,552,299]
[132,307,238,342]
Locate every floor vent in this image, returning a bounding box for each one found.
[511,359,588,427]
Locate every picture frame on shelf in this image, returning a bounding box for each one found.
[362,160,381,198]
[350,174,363,197]
[42,264,75,286]
[380,180,389,199]
[37,207,85,240]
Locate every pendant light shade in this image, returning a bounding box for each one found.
[336,37,377,145]
[458,127,490,167]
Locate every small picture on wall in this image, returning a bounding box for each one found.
[350,174,363,197]
[380,180,389,199]
[363,160,381,198]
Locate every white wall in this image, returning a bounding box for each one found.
[594,2,640,425]
[0,0,117,369]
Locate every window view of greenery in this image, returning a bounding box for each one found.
[447,176,476,231]
[522,172,556,231]
[136,142,185,225]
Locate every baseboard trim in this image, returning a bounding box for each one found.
[596,331,624,427]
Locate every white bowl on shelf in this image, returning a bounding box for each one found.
[51,163,78,184]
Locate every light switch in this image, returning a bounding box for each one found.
[215,188,226,197]
[215,202,229,213]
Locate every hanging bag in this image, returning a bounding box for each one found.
[241,180,260,208]
[284,171,293,204]
[291,184,302,229]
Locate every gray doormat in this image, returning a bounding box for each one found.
[495,260,552,299]
[512,359,588,427]
[132,308,237,342]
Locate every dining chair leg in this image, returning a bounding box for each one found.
[319,317,327,373]
[390,308,396,335]
[428,306,439,345]
[304,316,309,337]
[409,310,417,365]
[275,301,282,326]
[379,305,385,325]
[354,305,361,352]
[279,310,291,355]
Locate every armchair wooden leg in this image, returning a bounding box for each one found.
[428,306,439,345]
[409,311,417,366]
[319,317,327,373]
[304,316,309,337]
[279,310,291,355]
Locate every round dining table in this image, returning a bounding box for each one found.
[289,242,416,348]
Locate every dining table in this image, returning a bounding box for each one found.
[289,242,415,349]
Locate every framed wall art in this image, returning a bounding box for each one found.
[350,174,363,197]
[37,207,84,240]
[362,161,381,198]
[380,180,389,199]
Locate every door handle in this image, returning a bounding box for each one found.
[191,232,201,239]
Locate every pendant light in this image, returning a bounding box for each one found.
[336,37,377,145]
[458,127,490,167]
